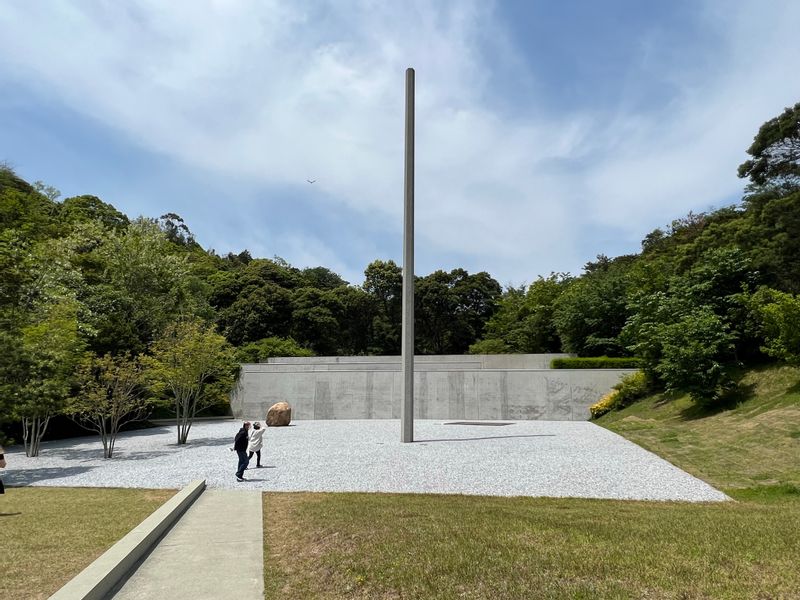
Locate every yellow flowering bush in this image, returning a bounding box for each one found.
[590,371,651,419]
[590,389,620,419]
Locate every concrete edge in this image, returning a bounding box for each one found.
[49,479,206,600]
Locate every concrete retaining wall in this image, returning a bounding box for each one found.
[231,354,636,421]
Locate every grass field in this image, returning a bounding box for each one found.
[263,365,800,599]
[0,487,174,600]
[263,490,800,599]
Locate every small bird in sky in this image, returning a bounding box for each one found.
[307,179,316,184]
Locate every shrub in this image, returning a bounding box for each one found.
[750,287,800,364]
[590,371,651,419]
[550,356,642,369]
[236,336,313,363]
[468,339,510,354]
[590,390,619,419]
[613,370,650,408]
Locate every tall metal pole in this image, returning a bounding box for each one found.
[401,68,415,443]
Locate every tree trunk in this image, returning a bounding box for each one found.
[22,414,51,457]
[176,392,196,444]
[175,397,184,444]
[178,412,191,444]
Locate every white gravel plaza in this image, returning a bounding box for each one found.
[3,419,729,502]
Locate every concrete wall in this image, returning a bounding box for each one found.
[231,354,636,421]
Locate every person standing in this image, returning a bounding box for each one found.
[233,422,251,482]
[0,444,6,494]
[247,422,265,468]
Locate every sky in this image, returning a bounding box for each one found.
[1,0,799,287]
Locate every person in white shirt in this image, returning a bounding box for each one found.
[247,422,265,468]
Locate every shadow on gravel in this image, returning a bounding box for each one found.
[166,436,233,448]
[36,448,174,461]
[115,425,173,437]
[3,465,95,485]
[419,434,557,443]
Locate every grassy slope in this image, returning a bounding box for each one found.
[597,364,800,492]
[263,365,800,599]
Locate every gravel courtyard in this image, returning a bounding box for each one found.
[2,419,729,502]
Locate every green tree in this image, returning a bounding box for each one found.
[0,231,39,435]
[553,256,634,356]
[210,258,302,345]
[217,284,293,345]
[69,353,150,458]
[740,188,800,294]
[750,287,800,364]
[143,318,237,444]
[654,307,737,405]
[60,195,129,231]
[236,337,314,363]
[415,270,457,354]
[1,232,88,455]
[415,269,501,354]
[86,218,201,354]
[0,162,35,194]
[478,274,569,353]
[515,274,568,352]
[475,286,526,353]
[331,286,379,355]
[301,266,348,290]
[363,260,402,354]
[738,101,800,189]
[13,300,85,456]
[451,270,502,350]
[157,212,196,247]
[623,248,758,404]
[0,179,62,240]
[290,287,343,355]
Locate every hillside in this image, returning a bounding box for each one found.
[597,365,800,493]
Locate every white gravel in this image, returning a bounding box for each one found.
[2,419,729,502]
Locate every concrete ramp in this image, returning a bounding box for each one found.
[111,490,263,599]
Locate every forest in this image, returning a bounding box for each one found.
[1,101,799,452]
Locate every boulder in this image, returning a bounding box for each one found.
[266,402,292,427]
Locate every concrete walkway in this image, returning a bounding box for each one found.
[111,490,263,599]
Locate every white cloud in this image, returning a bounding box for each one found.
[1,0,799,285]
[582,2,800,232]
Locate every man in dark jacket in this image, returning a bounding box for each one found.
[234,422,251,482]
[0,444,6,494]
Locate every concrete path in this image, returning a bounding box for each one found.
[111,490,263,599]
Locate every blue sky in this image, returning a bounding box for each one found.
[1,1,799,286]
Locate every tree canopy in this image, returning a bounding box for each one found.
[738,101,800,190]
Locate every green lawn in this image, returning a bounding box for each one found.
[0,487,174,600]
[263,491,799,599]
[263,365,800,599]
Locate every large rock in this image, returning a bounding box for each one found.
[266,402,292,427]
